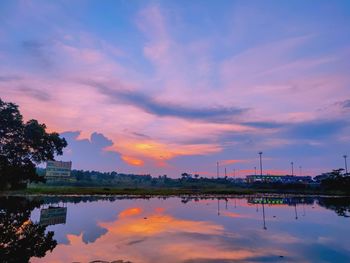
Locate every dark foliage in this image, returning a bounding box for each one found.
[320,169,350,193]
[0,98,67,189]
[0,197,57,262]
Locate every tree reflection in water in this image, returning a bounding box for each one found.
[0,197,57,263]
[317,197,350,217]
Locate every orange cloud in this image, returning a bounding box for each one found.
[114,139,222,162]
[103,213,223,236]
[119,207,143,218]
[155,207,165,213]
[121,155,144,166]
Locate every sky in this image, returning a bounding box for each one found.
[1,0,350,177]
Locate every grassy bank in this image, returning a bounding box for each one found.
[2,185,348,196]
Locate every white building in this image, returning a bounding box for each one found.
[45,161,72,178]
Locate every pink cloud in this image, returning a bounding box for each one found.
[220,159,248,166]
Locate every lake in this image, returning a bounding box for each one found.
[1,195,349,263]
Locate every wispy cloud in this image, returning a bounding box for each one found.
[0,75,22,82]
[16,86,52,101]
[339,99,350,109]
[21,40,53,68]
[90,82,246,122]
[220,159,248,166]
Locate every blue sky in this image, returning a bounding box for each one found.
[1,0,350,177]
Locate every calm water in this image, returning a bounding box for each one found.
[1,195,350,263]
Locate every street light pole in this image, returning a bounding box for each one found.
[291,162,294,176]
[344,155,348,175]
[259,152,263,176]
[254,166,257,176]
[217,162,219,178]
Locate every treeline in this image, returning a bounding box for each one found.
[39,169,239,189]
[36,168,350,194]
[320,169,350,193]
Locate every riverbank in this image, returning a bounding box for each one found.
[1,185,348,196]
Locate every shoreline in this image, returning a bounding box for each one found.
[1,186,349,197]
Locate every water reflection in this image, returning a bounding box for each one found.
[317,198,350,217]
[0,197,57,263]
[0,195,349,263]
[246,196,314,229]
[40,206,67,226]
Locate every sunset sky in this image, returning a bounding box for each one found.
[1,0,350,177]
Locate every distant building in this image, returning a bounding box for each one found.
[45,160,72,178]
[246,174,312,184]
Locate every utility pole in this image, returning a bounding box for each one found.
[254,166,257,176]
[217,161,219,178]
[225,167,227,177]
[258,152,263,176]
[343,155,348,174]
[291,162,294,176]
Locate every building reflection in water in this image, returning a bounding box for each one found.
[39,206,67,226]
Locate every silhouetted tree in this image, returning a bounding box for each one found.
[0,98,67,189]
[181,173,192,180]
[0,197,57,262]
[321,169,350,193]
